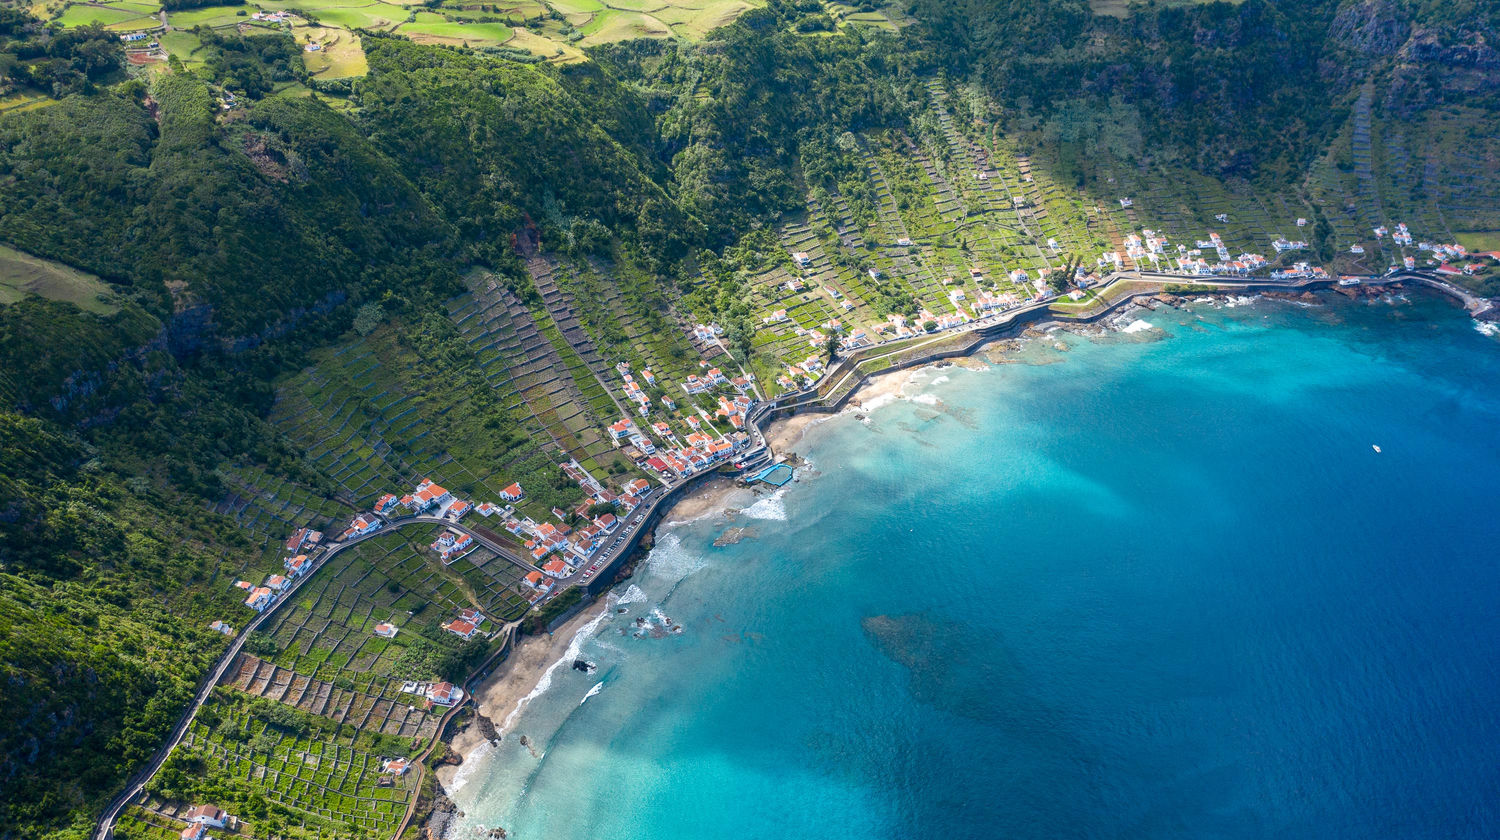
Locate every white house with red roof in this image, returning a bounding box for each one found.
[500,482,524,502]
[447,499,472,520]
[408,479,452,513]
[374,622,398,638]
[431,531,475,564]
[285,527,321,554]
[442,618,479,640]
[244,587,274,612]
[542,558,572,578]
[180,825,208,840]
[284,554,310,577]
[184,805,227,828]
[374,494,401,516]
[341,515,381,541]
[382,757,409,776]
[608,418,633,441]
[427,682,464,707]
[265,574,288,592]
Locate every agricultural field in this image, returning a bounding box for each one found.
[117,688,419,840]
[296,24,369,75]
[395,14,517,47]
[55,1,153,27]
[0,244,117,314]
[112,523,528,840]
[166,3,253,27]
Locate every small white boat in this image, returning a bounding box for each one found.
[1372,445,1382,453]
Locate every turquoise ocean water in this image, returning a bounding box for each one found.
[447,292,1500,840]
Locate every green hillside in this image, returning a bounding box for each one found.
[1,0,1497,838]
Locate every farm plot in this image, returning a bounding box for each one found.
[255,527,530,694]
[295,25,368,76]
[55,2,150,26]
[122,687,417,840]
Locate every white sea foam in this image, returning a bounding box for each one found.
[580,681,604,705]
[909,392,940,406]
[643,532,711,579]
[499,607,612,734]
[1476,320,1499,338]
[740,487,789,521]
[1120,319,1156,334]
[929,374,950,385]
[853,392,899,413]
[442,736,494,795]
[616,584,648,605]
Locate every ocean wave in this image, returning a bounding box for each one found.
[499,608,612,734]
[615,584,649,605]
[580,681,604,705]
[909,392,940,406]
[740,486,789,521]
[1120,319,1157,334]
[443,736,494,795]
[1476,320,1499,338]
[852,392,899,414]
[643,532,711,579]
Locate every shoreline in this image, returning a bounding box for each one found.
[435,597,614,793]
[429,279,1484,829]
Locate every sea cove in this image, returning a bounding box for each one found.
[444,292,1500,840]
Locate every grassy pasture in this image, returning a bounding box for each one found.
[296,25,369,75]
[1457,232,1500,253]
[0,244,117,314]
[504,25,585,60]
[298,2,406,29]
[165,3,249,26]
[579,8,669,40]
[397,18,515,46]
[55,3,143,25]
[99,0,162,15]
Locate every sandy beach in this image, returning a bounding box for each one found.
[661,475,756,524]
[435,599,613,791]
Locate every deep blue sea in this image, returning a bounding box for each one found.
[448,292,1500,840]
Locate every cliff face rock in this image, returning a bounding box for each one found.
[1329,0,1499,113]
[1384,26,1500,113]
[1399,28,1500,72]
[1329,0,1410,56]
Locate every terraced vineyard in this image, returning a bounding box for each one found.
[119,688,417,840]
[111,523,535,840]
[727,81,1365,396]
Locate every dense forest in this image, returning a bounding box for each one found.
[1,0,1496,836]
